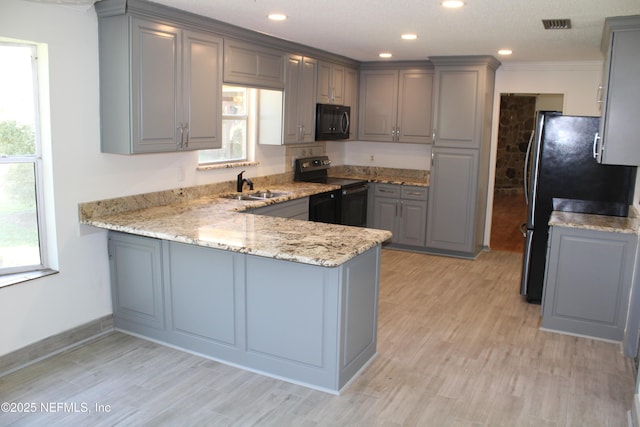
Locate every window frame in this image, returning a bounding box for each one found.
[0,42,51,280]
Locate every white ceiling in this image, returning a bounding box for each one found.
[145,0,639,63]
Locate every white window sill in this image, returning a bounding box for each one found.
[197,161,259,171]
[0,269,59,289]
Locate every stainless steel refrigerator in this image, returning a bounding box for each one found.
[520,112,635,303]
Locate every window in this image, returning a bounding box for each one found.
[198,85,283,165]
[199,85,251,165]
[0,43,48,278]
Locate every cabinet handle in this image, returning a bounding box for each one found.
[379,189,394,193]
[431,149,435,166]
[432,129,437,144]
[396,127,400,142]
[183,123,189,148]
[177,123,184,148]
[406,191,423,196]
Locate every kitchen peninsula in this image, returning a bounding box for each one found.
[80,180,392,394]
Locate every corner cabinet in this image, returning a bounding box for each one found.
[95,7,223,154]
[595,15,640,166]
[283,55,317,144]
[358,65,434,144]
[542,225,637,341]
[425,56,500,257]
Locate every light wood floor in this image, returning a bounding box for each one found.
[1,249,635,426]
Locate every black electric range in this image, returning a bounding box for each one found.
[294,156,369,226]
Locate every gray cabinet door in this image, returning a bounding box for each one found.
[372,197,398,238]
[359,68,433,143]
[108,232,165,332]
[597,17,640,166]
[317,61,345,104]
[223,38,285,89]
[131,18,180,153]
[181,30,223,150]
[397,70,433,144]
[542,226,636,341]
[426,147,478,253]
[397,199,427,247]
[283,55,317,144]
[344,67,359,140]
[359,70,398,142]
[167,242,242,353]
[432,68,479,148]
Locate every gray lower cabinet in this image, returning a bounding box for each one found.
[108,230,379,393]
[96,10,223,154]
[425,147,479,255]
[108,232,166,334]
[249,197,309,220]
[595,16,640,166]
[372,184,428,248]
[542,226,637,341]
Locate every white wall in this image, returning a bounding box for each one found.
[0,0,287,356]
[342,140,431,170]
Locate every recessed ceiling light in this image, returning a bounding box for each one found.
[401,33,418,40]
[268,13,287,21]
[441,1,464,8]
[498,49,513,56]
[379,52,393,58]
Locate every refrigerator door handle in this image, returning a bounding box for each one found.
[520,223,527,238]
[592,132,601,161]
[520,230,534,296]
[523,129,535,206]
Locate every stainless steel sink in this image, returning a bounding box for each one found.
[220,191,286,201]
[250,191,285,199]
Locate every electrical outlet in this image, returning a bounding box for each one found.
[369,154,375,162]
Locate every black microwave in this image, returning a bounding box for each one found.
[315,104,350,141]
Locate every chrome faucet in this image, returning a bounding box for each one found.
[236,170,253,192]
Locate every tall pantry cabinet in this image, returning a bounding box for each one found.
[426,56,501,257]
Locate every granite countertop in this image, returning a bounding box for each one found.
[333,174,429,187]
[81,182,392,267]
[549,210,640,235]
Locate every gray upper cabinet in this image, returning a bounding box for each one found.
[595,16,640,166]
[223,39,285,89]
[359,67,433,143]
[426,56,500,257]
[97,12,223,154]
[317,61,345,104]
[432,67,481,148]
[344,67,359,140]
[283,55,317,144]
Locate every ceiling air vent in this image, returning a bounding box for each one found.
[542,19,572,30]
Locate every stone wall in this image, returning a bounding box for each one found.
[495,95,536,193]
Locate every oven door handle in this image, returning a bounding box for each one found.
[342,184,369,196]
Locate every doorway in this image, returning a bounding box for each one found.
[490,93,563,252]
